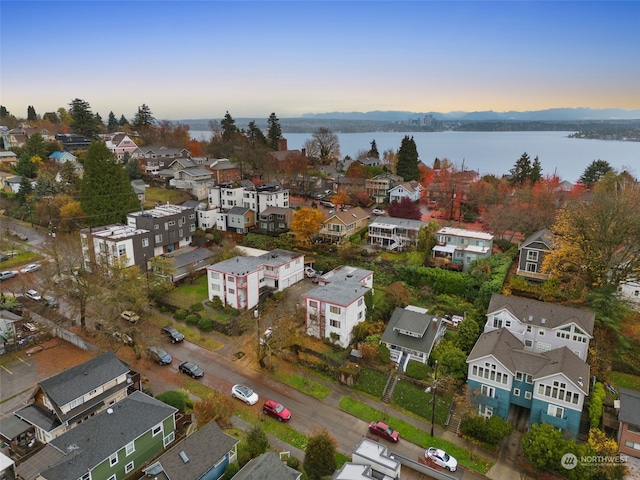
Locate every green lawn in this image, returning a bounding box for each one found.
[353,368,388,398]
[164,275,209,309]
[608,371,640,391]
[391,380,451,426]
[271,371,332,400]
[339,397,492,474]
[145,187,192,205]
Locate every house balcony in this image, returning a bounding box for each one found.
[516,269,550,281]
[540,411,569,430]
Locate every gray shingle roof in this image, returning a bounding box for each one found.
[150,421,238,480]
[38,351,130,408]
[519,228,554,250]
[233,451,300,480]
[42,391,177,480]
[381,307,443,356]
[257,249,303,267]
[303,278,370,306]
[618,387,640,427]
[487,294,595,335]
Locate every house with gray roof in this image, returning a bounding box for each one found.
[207,249,305,311]
[388,180,421,204]
[233,451,300,480]
[467,327,589,439]
[368,216,430,251]
[484,293,594,361]
[433,227,494,273]
[17,391,177,480]
[302,266,373,348]
[617,387,640,459]
[380,306,445,371]
[161,246,214,283]
[516,228,554,281]
[256,206,294,235]
[13,351,138,444]
[143,420,238,480]
[227,206,255,233]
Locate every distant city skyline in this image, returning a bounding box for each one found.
[2,1,639,121]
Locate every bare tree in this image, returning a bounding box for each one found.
[305,128,341,168]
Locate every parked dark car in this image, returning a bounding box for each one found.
[162,325,185,343]
[148,346,172,365]
[262,400,291,422]
[368,420,400,442]
[178,361,204,378]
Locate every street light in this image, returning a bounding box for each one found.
[430,360,438,437]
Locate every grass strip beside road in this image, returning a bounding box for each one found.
[270,370,332,400]
[339,396,492,474]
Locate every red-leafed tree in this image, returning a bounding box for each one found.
[387,197,422,220]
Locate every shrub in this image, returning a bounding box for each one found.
[405,360,430,380]
[460,415,513,448]
[209,296,223,309]
[237,450,251,467]
[185,313,200,325]
[221,463,239,480]
[198,317,213,331]
[286,456,300,470]
[379,343,390,364]
[155,390,187,412]
[590,382,606,428]
[190,302,204,312]
[174,309,187,320]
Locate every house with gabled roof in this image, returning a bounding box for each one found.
[380,306,446,371]
[467,327,589,439]
[484,293,594,361]
[617,388,640,458]
[143,420,239,480]
[318,207,370,243]
[227,206,255,233]
[365,173,403,205]
[256,206,294,235]
[208,158,241,183]
[389,180,422,204]
[516,228,554,281]
[303,266,372,348]
[0,150,18,167]
[16,391,177,480]
[368,216,430,251]
[13,351,139,444]
[101,132,140,160]
[233,451,301,480]
[207,249,305,311]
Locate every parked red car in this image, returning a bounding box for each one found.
[368,420,400,442]
[262,400,292,422]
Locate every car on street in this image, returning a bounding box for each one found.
[0,270,18,281]
[112,331,133,345]
[320,200,335,208]
[148,346,172,365]
[425,447,458,472]
[368,420,400,442]
[372,208,385,216]
[179,361,204,378]
[9,230,28,241]
[262,400,291,421]
[231,384,259,405]
[25,289,42,301]
[162,325,185,343]
[20,263,41,274]
[120,310,140,324]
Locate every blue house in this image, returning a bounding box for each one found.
[144,420,238,480]
[467,328,589,439]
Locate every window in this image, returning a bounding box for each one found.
[481,385,495,398]
[79,473,90,480]
[526,250,539,261]
[526,325,532,333]
[330,319,341,328]
[309,300,318,308]
[142,238,149,247]
[548,405,564,419]
[168,220,175,226]
[109,453,118,466]
[516,372,523,381]
[505,320,511,327]
[125,462,134,474]
[228,288,235,294]
[154,224,159,230]
[538,329,545,336]
[152,424,162,436]
[492,317,503,328]
[228,276,235,283]
[525,374,533,384]
[211,284,220,291]
[513,388,520,396]
[524,339,533,347]
[67,397,83,409]
[125,441,135,456]
[163,431,175,447]
[155,234,162,243]
[358,298,363,306]
[210,272,219,280]
[479,404,493,418]
[106,475,116,480]
[625,440,640,451]
[525,391,532,399]
[329,305,341,315]
[628,424,640,434]
[526,262,538,273]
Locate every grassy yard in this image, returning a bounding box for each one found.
[270,370,332,400]
[391,379,451,425]
[164,275,209,309]
[353,368,388,398]
[144,187,192,205]
[339,397,492,474]
[608,371,640,391]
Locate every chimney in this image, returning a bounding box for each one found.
[278,138,288,151]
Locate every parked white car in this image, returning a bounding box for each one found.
[20,263,41,274]
[305,266,316,278]
[231,384,259,405]
[372,208,385,216]
[425,447,458,472]
[25,289,42,301]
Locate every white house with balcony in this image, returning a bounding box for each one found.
[368,216,430,251]
[388,181,422,204]
[207,249,304,311]
[207,182,289,215]
[303,266,373,348]
[432,227,494,272]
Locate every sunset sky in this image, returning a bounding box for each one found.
[2,1,638,121]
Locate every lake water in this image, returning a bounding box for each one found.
[191,130,640,183]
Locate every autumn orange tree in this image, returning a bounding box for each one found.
[291,207,324,245]
[331,188,350,207]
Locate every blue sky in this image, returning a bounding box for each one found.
[2,1,639,121]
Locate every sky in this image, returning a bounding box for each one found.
[2,1,639,121]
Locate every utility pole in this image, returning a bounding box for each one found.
[430,360,438,437]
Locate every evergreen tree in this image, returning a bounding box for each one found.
[16,176,33,205]
[303,429,337,479]
[27,105,37,122]
[266,112,283,150]
[220,111,238,141]
[118,114,129,127]
[246,121,267,147]
[80,141,140,226]
[107,112,119,132]
[15,155,38,178]
[509,152,532,185]
[43,112,59,124]
[132,104,155,129]
[125,154,143,180]
[59,160,82,196]
[580,159,613,189]
[245,425,269,458]
[367,139,380,159]
[95,112,104,131]
[69,98,100,138]
[530,155,543,183]
[22,133,48,160]
[396,135,420,181]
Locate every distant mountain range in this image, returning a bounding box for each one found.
[300,108,640,122]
